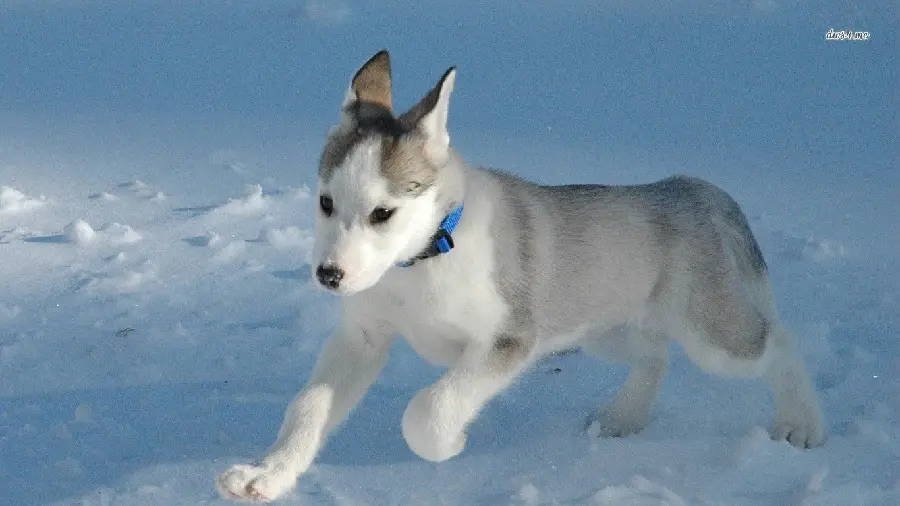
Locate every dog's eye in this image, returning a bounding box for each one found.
[319,195,334,217]
[369,207,395,224]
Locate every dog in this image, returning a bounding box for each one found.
[217,50,826,502]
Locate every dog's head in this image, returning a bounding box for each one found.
[312,50,457,294]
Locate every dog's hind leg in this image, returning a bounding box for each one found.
[668,267,826,448]
[763,324,826,448]
[583,327,668,437]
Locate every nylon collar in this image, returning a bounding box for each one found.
[396,203,464,268]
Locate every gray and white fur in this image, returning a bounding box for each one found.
[217,50,826,502]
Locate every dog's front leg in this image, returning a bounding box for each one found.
[402,333,534,462]
[217,321,393,502]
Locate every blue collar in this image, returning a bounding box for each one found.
[396,203,464,268]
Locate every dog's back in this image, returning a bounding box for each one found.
[482,171,770,358]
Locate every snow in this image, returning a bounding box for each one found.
[62,220,96,244]
[215,185,270,216]
[1,2,897,506]
[591,475,687,506]
[0,186,46,213]
[515,483,542,506]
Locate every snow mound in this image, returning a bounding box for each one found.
[89,191,119,201]
[104,252,127,263]
[98,222,143,244]
[592,476,686,506]
[290,185,312,199]
[515,483,542,506]
[185,230,222,247]
[61,220,142,245]
[216,184,268,215]
[0,185,46,213]
[732,426,797,467]
[212,240,247,263]
[257,225,314,250]
[772,230,848,263]
[63,219,96,244]
[83,264,156,294]
[0,226,30,244]
[116,180,164,200]
[118,180,150,192]
[804,467,830,495]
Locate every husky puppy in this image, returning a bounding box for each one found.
[217,50,825,502]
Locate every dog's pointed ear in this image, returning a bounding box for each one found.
[399,67,456,165]
[341,50,392,115]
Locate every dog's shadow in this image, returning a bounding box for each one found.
[3,351,602,505]
[2,380,329,505]
[318,384,417,465]
[0,378,439,505]
[324,349,603,465]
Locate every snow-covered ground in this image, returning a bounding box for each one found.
[1,2,897,505]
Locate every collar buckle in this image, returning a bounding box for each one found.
[433,228,455,254]
[396,203,464,268]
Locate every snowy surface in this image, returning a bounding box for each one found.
[1,2,897,505]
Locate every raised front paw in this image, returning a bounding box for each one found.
[216,462,297,503]
[401,388,467,462]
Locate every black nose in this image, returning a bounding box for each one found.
[316,264,344,289]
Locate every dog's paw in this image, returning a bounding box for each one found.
[585,408,648,438]
[771,413,826,449]
[771,395,826,449]
[402,388,467,462]
[216,462,297,503]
